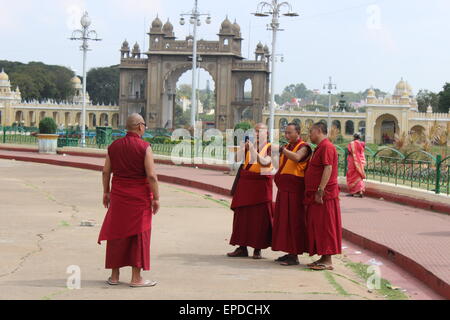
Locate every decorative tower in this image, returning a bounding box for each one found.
[148,16,164,50]
[120,40,130,58]
[255,42,265,61]
[232,20,242,54]
[71,76,91,105]
[132,42,141,58]
[162,19,175,40]
[366,87,377,104]
[218,16,234,51]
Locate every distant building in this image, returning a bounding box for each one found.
[265,79,450,144]
[0,69,120,128]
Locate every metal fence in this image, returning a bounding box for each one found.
[1,126,448,195]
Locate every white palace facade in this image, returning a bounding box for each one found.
[0,69,120,129]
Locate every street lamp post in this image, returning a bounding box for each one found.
[180,0,211,128]
[252,0,298,143]
[70,12,101,147]
[323,76,337,133]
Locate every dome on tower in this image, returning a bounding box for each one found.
[0,68,9,81]
[163,19,173,33]
[71,76,82,91]
[394,78,412,97]
[255,42,264,53]
[232,20,241,36]
[220,16,234,35]
[163,19,175,38]
[152,16,163,29]
[71,76,81,85]
[121,39,130,49]
[132,42,141,54]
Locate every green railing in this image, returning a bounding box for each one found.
[1,128,449,195]
[437,155,450,195]
[1,126,38,144]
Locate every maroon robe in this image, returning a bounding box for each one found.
[98,132,153,270]
[304,138,342,256]
[272,140,311,255]
[229,145,273,250]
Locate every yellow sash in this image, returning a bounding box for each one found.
[279,141,308,177]
[244,143,273,174]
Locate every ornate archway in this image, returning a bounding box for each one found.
[119,16,270,131]
[374,114,399,144]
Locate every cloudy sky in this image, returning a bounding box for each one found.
[1,0,450,95]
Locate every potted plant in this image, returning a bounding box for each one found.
[37,117,58,154]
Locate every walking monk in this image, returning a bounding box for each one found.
[305,122,342,271]
[272,123,312,266]
[98,113,160,287]
[346,133,366,198]
[227,123,273,259]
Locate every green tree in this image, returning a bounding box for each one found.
[86,66,120,105]
[1,60,75,102]
[438,83,450,113]
[416,89,440,112]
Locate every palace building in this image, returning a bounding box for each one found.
[264,79,450,144]
[0,68,120,129]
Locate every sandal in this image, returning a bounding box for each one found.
[252,250,262,260]
[227,247,249,258]
[309,263,334,271]
[130,280,157,288]
[280,257,300,266]
[275,254,290,262]
[306,261,320,267]
[107,277,120,286]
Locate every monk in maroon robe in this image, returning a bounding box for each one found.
[304,122,342,271]
[98,113,160,287]
[272,123,312,266]
[227,123,273,259]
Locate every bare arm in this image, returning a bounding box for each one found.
[257,153,272,167]
[102,155,112,208]
[282,147,309,163]
[314,165,332,204]
[319,165,333,190]
[144,146,160,215]
[248,142,271,167]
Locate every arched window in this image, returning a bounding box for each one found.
[100,114,109,126]
[345,120,355,135]
[332,120,341,131]
[223,38,229,46]
[243,78,252,100]
[358,121,366,131]
[358,121,366,136]
[279,118,288,130]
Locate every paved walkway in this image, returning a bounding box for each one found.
[1,160,383,300]
[0,148,449,299]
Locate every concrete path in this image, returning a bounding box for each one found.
[0,160,383,300]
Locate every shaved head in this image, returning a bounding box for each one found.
[126,113,145,131]
[254,122,269,143]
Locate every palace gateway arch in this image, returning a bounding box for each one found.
[118,16,270,131]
